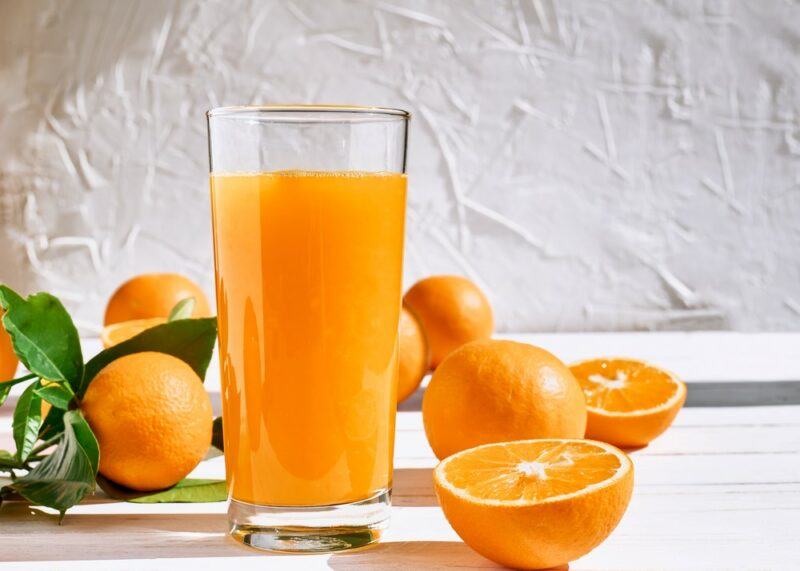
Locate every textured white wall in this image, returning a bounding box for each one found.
[0,0,798,333]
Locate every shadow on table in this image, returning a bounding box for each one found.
[397,385,424,412]
[329,541,569,570]
[0,502,257,561]
[0,468,438,561]
[1,503,568,569]
[393,467,436,507]
[328,541,502,569]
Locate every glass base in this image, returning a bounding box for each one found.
[228,489,391,553]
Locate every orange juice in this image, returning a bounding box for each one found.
[210,171,406,507]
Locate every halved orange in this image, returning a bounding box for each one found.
[100,317,166,349]
[570,358,687,448]
[434,439,633,569]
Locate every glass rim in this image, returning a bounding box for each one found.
[207,104,410,122]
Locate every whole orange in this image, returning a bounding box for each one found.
[422,339,587,460]
[0,313,19,381]
[104,273,211,326]
[403,275,493,368]
[81,352,212,491]
[397,306,429,403]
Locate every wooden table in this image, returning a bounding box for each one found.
[2,333,799,570]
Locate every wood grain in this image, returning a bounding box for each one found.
[1,334,799,569]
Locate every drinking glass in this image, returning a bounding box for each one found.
[206,105,409,552]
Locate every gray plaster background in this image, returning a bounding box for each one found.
[0,0,798,333]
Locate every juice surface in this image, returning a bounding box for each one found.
[210,171,406,506]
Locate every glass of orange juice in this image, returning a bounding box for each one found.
[206,105,409,553]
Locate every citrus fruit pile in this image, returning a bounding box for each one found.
[3,266,687,565]
[89,273,214,491]
[408,274,687,568]
[0,274,218,518]
[101,273,211,348]
[397,275,494,404]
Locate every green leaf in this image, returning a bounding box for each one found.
[0,286,83,386]
[1,374,39,407]
[98,476,227,503]
[0,450,19,469]
[7,410,98,517]
[67,410,99,475]
[129,479,227,503]
[0,374,39,408]
[0,383,11,407]
[78,317,217,397]
[211,416,224,452]
[33,382,75,410]
[13,382,43,462]
[168,297,196,322]
[39,407,66,440]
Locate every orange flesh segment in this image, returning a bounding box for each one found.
[441,441,622,502]
[102,318,166,346]
[571,359,680,413]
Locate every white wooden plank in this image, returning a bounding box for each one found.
[4,407,799,469]
[575,495,800,569]
[668,405,800,426]
[395,422,800,459]
[3,486,797,570]
[2,335,800,569]
[395,407,800,460]
[398,405,800,429]
[5,332,800,396]
[500,332,800,382]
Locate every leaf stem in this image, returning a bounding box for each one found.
[2,373,37,387]
[30,434,61,457]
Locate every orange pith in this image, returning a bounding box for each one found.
[433,439,634,569]
[100,318,167,348]
[438,440,626,503]
[570,358,687,447]
[572,358,681,413]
